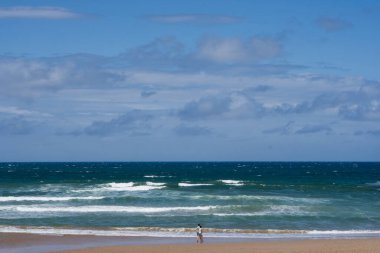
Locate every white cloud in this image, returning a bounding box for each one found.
[0,58,64,98]
[0,6,82,19]
[0,106,51,118]
[196,38,246,64]
[196,36,282,64]
[1,40,378,142]
[0,56,124,98]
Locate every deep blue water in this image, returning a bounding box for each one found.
[0,162,379,238]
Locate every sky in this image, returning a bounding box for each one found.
[0,0,380,162]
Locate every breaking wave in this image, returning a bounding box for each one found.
[178,183,213,187]
[218,180,244,186]
[0,196,104,202]
[1,225,379,239]
[72,182,166,192]
[0,205,218,213]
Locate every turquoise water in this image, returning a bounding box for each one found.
[0,162,380,238]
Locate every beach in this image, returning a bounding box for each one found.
[54,239,380,253]
[1,162,380,252]
[1,233,380,253]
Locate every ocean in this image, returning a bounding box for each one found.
[1,162,380,240]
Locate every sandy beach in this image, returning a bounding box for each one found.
[52,238,380,253]
[1,233,380,253]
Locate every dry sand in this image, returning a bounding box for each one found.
[52,238,380,253]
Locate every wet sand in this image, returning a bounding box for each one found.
[1,233,380,253]
[0,233,162,253]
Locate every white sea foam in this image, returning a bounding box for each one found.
[213,205,309,217]
[146,182,166,186]
[96,182,165,191]
[192,194,328,204]
[0,196,104,202]
[0,205,218,213]
[213,213,260,217]
[258,205,309,216]
[308,230,380,235]
[106,182,134,188]
[178,183,213,187]
[218,180,244,186]
[0,225,289,238]
[0,225,379,239]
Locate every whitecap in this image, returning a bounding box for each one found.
[146,182,166,186]
[106,182,134,188]
[71,182,166,193]
[101,182,165,191]
[218,180,244,186]
[0,205,218,213]
[213,213,259,217]
[0,196,104,202]
[144,175,173,178]
[178,183,213,187]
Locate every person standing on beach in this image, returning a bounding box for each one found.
[196,224,204,244]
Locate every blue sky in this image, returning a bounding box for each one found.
[1,0,379,161]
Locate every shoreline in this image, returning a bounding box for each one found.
[1,233,380,253]
[0,232,264,253]
[2,225,380,238]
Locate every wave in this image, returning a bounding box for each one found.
[366,181,380,187]
[218,180,244,186]
[144,175,173,178]
[146,182,166,186]
[257,205,309,216]
[1,225,380,239]
[102,182,165,191]
[178,183,213,187]
[0,205,218,213]
[212,205,309,217]
[0,204,310,217]
[212,213,261,217]
[188,194,328,204]
[0,196,104,202]
[72,182,166,192]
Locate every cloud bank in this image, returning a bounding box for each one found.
[1,35,379,163]
[196,36,282,64]
[0,6,82,19]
